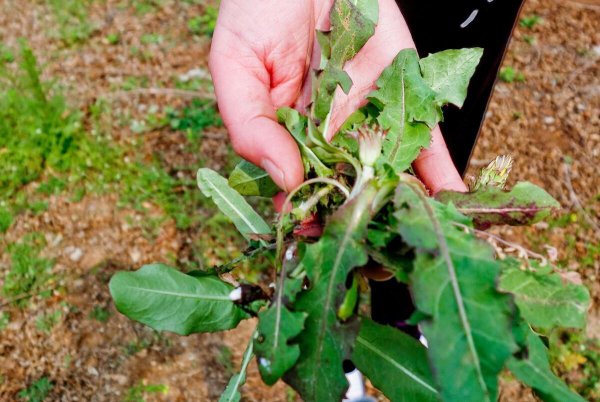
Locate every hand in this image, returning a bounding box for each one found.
[209,0,467,194]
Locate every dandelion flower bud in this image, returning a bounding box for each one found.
[472,155,513,191]
[357,125,385,167]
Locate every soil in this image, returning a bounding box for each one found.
[0,0,598,401]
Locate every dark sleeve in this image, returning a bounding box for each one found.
[370,0,525,333]
[395,0,525,175]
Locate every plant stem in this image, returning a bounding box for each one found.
[275,177,350,273]
[215,243,278,274]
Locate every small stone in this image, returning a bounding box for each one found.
[130,249,142,263]
[542,116,555,125]
[69,247,84,262]
[87,366,99,377]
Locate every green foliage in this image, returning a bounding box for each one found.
[550,331,600,400]
[370,49,438,173]
[89,306,111,323]
[313,0,378,121]
[3,233,54,305]
[18,377,53,402]
[523,34,536,45]
[0,44,84,199]
[228,161,279,198]
[352,319,438,401]
[508,327,585,402]
[123,382,168,402]
[127,0,166,14]
[105,33,121,45]
[0,206,13,232]
[285,185,378,400]
[35,310,62,333]
[140,33,163,45]
[254,256,306,385]
[499,260,590,330]
[166,98,222,144]
[219,339,253,402]
[520,14,543,29]
[395,183,517,401]
[436,181,560,228]
[109,264,248,335]
[188,6,219,37]
[197,168,271,238]
[0,312,9,331]
[420,48,483,108]
[109,2,588,401]
[47,0,96,45]
[0,43,14,64]
[499,66,525,83]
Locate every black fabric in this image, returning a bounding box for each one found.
[397,0,525,174]
[370,0,525,333]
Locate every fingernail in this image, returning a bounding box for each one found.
[261,158,287,192]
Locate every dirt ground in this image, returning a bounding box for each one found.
[0,0,598,401]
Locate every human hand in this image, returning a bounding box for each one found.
[209,0,467,194]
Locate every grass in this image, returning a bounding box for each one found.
[188,6,218,37]
[523,209,600,399]
[0,312,9,331]
[166,98,222,145]
[18,377,53,402]
[550,331,600,400]
[0,44,223,233]
[216,345,235,376]
[499,66,525,83]
[0,206,12,233]
[35,310,62,333]
[520,14,543,29]
[89,306,111,322]
[3,233,54,306]
[123,382,168,402]
[46,0,96,45]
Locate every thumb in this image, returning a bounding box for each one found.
[209,49,304,193]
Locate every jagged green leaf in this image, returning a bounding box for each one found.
[219,337,255,402]
[228,160,279,197]
[313,0,379,120]
[507,327,586,402]
[436,182,560,228]
[352,319,439,402]
[395,183,518,402]
[255,305,306,385]
[197,168,271,238]
[499,260,590,330]
[420,48,484,108]
[285,183,378,402]
[254,253,306,385]
[109,264,247,335]
[370,50,440,173]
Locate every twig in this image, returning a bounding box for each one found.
[561,57,599,92]
[214,243,278,274]
[452,222,548,265]
[562,162,600,235]
[0,287,55,309]
[562,0,600,10]
[104,88,215,101]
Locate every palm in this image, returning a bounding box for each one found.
[210,0,466,193]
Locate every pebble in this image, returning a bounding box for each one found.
[543,116,555,125]
[65,246,84,262]
[130,248,142,263]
